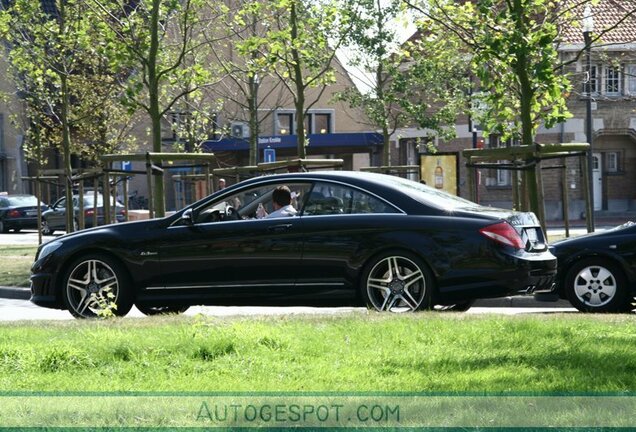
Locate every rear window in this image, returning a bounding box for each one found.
[383,176,477,211]
[7,195,38,206]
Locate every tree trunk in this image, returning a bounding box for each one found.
[149,0,165,217]
[290,1,306,158]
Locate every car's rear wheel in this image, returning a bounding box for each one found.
[565,258,632,313]
[136,304,190,316]
[361,251,432,312]
[62,254,133,318]
[41,220,54,235]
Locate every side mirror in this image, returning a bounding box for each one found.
[182,208,194,225]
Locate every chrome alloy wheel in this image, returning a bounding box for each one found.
[573,265,617,308]
[366,256,426,312]
[66,259,120,317]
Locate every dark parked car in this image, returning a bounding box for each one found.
[41,194,126,235]
[550,222,636,313]
[0,194,48,233]
[31,171,557,318]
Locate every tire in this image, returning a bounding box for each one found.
[361,250,433,312]
[564,258,632,313]
[136,304,190,316]
[434,300,475,312]
[41,220,54,236]
[62,253,133,318]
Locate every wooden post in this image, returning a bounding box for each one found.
[93,178,99,228]
[561,160,570,238]
[534,161,547,233]
[36,175,42,246]
[146,153,154,219]
[103,169,112,225]
[581,153,594,233]
[123,176,129,222]
[205,164,211,196]
[466,158,476,202]
[78,180,85,230]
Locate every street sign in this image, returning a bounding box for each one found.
[121,161,132,171]
[263,147,276,163]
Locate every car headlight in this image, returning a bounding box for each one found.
[38,241,62,261]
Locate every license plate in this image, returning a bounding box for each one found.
[25,211,37,216]
[526,228,538,242]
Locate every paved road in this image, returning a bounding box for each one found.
[0,298,577,322]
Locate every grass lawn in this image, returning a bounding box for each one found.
[0,313,634,393]
[0,246,37,287]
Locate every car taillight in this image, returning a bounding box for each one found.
[119,209,126,216]
[479,221,525,249]
[7,209,20,218]
[85,209,95,217]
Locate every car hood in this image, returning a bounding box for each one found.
[53,218,165,242]
[552,221,635,247]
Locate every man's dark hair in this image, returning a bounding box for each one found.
[272,186,292,206]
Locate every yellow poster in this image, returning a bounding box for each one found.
[419,154,458,195]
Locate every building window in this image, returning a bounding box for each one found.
[626,65,636,95]
[604,66,621,95]
[277,113,293,135]
[590,64,599,94]
[607,151,619,173]
[314,113,331,134]
[276,110,333,135]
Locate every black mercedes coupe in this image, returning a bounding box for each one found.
[30,171,557,318]
[550,222,636,313]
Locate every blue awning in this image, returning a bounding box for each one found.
[202,132,383,152]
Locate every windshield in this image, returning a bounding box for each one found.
[383,176,478,210]
[6,195,38,207]
[83,195,121,207]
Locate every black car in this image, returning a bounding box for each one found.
[30,171,557,318]
[41,194,126,235]
[550,222,636,313]
[0,194,48,233]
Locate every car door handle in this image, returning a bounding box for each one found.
[267,223,293,232]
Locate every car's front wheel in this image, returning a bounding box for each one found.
[41,220,54,236]
[136,304,190,316]
[361,251,432,312]
[565,258,632,313]
[62,254,133,318]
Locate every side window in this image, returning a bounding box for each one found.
[193,182,311,224]
[303,182,398,215]
[56,198,66,209]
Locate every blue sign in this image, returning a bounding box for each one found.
[121,161,132,171]
[263,147,276,163]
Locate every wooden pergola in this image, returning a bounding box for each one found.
[100,152,218,219]
[463,143,593,236]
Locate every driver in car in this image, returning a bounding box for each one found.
[257,186,297,218]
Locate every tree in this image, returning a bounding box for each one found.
[0,0,135,231]
[404,0,575,217]
[204,0,291,166]
[90,0,211,217]
[339,0,469,166]
[265,0,350,158]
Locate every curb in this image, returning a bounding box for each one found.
[0,286,573,308]
[473,296,572,308]
[0,286,30,300]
